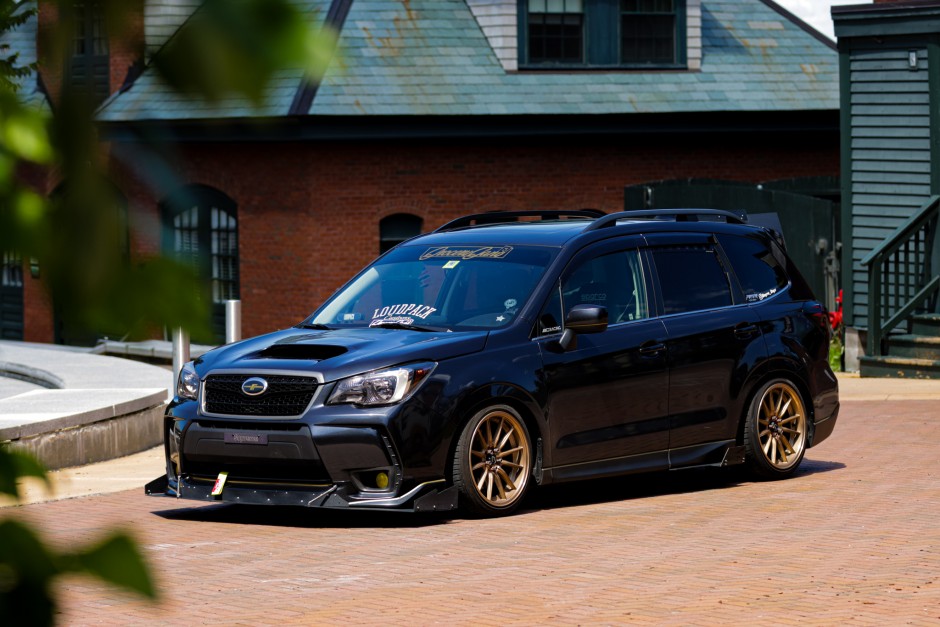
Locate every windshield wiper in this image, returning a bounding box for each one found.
[297,323,332,330]
[368,321,445,332]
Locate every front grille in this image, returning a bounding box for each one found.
[204,374,318,416]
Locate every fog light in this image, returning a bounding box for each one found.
[375,472,389,490]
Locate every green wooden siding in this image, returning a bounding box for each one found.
[849,48,932,324]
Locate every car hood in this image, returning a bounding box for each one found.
[194,327,489,382]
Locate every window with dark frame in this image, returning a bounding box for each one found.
[379,214,423,254]
[527,0,584,65]
[522,0,683,68]
[69,2,109,103]
[621,0,678,64]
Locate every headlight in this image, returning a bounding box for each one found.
[177,362,200,401]
[328,362,436,407]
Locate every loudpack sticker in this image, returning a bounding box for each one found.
[373,304,438,320]
[420,246,513,261]
[443,260,460,269]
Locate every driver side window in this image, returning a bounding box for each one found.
[560,249,648,326]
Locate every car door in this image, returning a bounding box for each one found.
[536,240,670,477]
[645,233,768,466]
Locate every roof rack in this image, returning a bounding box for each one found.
[434,209,605,233]
[584,209,747,232]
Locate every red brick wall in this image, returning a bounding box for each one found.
[111,135,840,339]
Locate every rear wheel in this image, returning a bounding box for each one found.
[743,379,808,479]
[452,405,532,516]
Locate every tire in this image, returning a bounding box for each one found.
[743,379,809,479]
[452,405,533,517]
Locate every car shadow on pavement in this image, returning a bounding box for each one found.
[520,458,846,515]
[151,458,845,526]
[152,503,451,528]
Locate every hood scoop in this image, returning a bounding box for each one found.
[256,344,348,361]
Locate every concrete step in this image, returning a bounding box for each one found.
[911,313,940,336]
[859,355,940,379]
[886,334,940,360]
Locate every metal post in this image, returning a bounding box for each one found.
[172,327,190,384]
[225,300,242,344]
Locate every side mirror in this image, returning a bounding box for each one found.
[557,304,608,351]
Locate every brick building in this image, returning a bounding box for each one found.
[4,0,841,344]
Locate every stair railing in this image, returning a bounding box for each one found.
[861,195,940,356]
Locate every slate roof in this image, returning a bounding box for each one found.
[0,2,48,110]
[98,0,839,122]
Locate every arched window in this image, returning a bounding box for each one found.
[379,214,423,254]
[0,252,23,340]
[161,185,239,341]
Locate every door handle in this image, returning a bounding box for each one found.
[639,341,665,356]
[734,323,758,339]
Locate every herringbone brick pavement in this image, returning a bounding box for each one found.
[4,400,938,625]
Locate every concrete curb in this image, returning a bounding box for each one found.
[0,341,173,471]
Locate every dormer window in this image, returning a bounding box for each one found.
[520,0,686,69]
[69,2,110,103]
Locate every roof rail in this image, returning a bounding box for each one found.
[434,209,605,233]
[584,209,747,232]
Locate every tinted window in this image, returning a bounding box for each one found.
[653,246,732,314]
[717,234,788,302]
[559,249,648,324]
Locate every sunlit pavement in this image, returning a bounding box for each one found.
[3,398,938,625]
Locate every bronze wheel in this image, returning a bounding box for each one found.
[744,379,807,478]
[452,405,532,516]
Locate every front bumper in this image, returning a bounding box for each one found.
[145,474,458,512]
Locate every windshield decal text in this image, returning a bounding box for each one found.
[370,316,415,328]
[745,287,778,303]
[419,246,513,261]
[373,304,437,320]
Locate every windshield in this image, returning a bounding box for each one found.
[306,244,557,331]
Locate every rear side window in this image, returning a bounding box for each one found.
[652,246,732,315]
[717,233,788,303]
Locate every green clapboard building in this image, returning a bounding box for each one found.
[835,0,940,378]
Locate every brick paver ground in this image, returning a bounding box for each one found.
[4,400,938,625]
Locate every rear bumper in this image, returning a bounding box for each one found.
[145,474,458,513]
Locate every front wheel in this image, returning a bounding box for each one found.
[743,379,808,479]
[452,405,532,516]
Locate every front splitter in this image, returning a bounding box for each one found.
[144,475,458,513]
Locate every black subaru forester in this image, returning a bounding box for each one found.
[147,209,839,516]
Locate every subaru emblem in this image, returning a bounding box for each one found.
[241,377,268,396]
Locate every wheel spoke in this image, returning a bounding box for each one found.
[471,449,485,459]
[759,429,770,438]
[495,474,507,500]
[780,426,801,436]
[779,414,802,425]
[485,420,493,448]
[492,418,504,449]
[778,440,789,464]
[472,462,487,471]
[496,468,517,492]
[476,470,488,491]
[502,461,523,469]
[486,473,494,501]
[770,438,778,464]
[498,446,523,458]
[762,437,772,455]
[498,428,514,451]
[779,397,793,418]
[779,433,796,455]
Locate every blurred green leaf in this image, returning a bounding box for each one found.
[154,0,329,104]
[1,108,52,163]
[0,447,50,499]
[0,520,59,627]
[66,532,156,600]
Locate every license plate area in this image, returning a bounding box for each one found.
[224,432,269,445]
